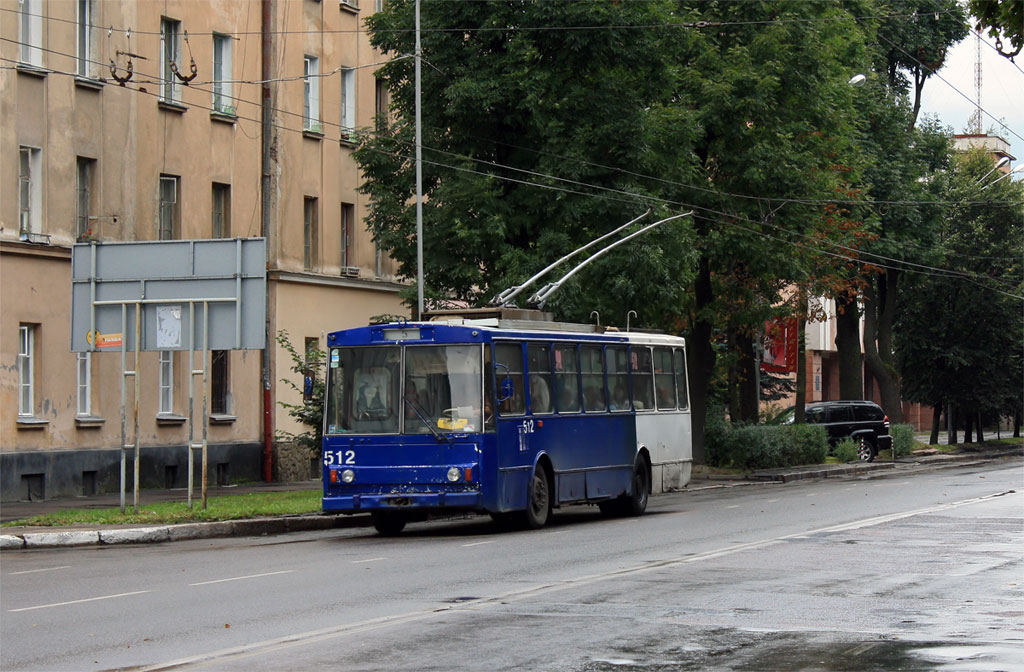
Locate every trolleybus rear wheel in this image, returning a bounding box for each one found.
[371,511,407,536]
[524,467,551,529]
[624,458,649,516]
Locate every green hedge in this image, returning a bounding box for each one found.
[891,423,915,457]
[706,414,829,470]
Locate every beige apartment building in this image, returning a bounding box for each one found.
[1,0,407,502]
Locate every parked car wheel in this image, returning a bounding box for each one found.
[858,436,877,462]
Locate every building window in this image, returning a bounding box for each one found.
[159,175,179,240]
[375,241,383,277]
[375,0,385,12]
[375,78,388,130]
[77,0,93,76]
[340,202,354,269]
[304,197,318,270]
[19,0,42,66]
[18,325,35,416]
[212,183,230,238]
[77,352,91,416]
[160,17,182,103]
[212,33,233,113]
[159,351,174,414]
[340,68,355,137]
[303,56,320,132]
[77,157,95,240]
[211,350,229,415]
[19,146,41,235]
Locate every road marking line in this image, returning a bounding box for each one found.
[133,489,1018,671]
[9,590,151,613]
[351,557,387,564]
[726,505,740,509]
[765,499,780,503]
[806,493,818,497]
[8,565,71,575]
[189,570,293,586]
[461,540,495,548]
[544,530,571,536]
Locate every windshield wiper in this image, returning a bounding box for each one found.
[403,397,453,444]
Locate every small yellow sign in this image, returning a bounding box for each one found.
[86,330,123,349]
[437,417,468,430]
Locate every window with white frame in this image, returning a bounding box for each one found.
[77,0,93,76]
[19,146,41,235]
[340,67,356,136]
[77,157,95,240]
[303,56,320,132]
[160,17,182,103]
[77,352,91,416]
[212,33,233,113]
[159,351,174,414]
[18,325,35,416]
[375,0,385,12]
[19,0,42,66]
[159,175,179,240]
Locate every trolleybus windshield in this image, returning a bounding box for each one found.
[325,344,483,435]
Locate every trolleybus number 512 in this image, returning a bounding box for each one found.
[324,449,356,466]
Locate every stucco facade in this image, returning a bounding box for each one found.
[1,0,407,502]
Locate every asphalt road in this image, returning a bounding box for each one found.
[1,458,1021,672]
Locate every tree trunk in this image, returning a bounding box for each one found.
[929,403,941,445]
[962,409,973,444]
[947,403,958,445]
[863,275,903,422]
[976,411,984,443]
[726,328,740,424]
[1014,406,1021,438]
[795,312,807,424]
[687,255,715,465]
[835,290,862,400]
[737,330,759,424]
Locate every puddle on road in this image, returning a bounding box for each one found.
[574,630,1024,672]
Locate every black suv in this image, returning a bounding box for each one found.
[780,401,893,462]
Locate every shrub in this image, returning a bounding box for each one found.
[833,438,859,463]
[891,424,915,457]
[705,414,828,470]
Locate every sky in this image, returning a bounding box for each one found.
[918,30,1024,179]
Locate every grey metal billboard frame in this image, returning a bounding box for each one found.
[70,239,267,513]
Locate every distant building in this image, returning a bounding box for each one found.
[2,0,407,502]
[952,133,1015,168]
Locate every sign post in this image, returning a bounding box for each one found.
[72,239,266,511]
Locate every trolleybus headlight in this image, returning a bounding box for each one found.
[446,467,462,483]
[341,469,355,484]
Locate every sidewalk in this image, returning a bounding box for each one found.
[2,444,1020,551]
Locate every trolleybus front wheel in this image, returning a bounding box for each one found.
[523,466,552,529]
[371,511,407,536]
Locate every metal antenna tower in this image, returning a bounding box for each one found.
[970,28,983,134]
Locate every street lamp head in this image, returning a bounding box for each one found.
[995,156,1011,170]
[848,74,867,87]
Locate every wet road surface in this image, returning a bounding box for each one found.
[2,458,1021,671]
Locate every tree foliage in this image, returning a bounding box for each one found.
[969,0,1024,58]
[895,150,1024,421]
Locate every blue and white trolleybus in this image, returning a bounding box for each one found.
[322,310,692,534]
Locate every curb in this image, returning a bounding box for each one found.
[1,514,370,551]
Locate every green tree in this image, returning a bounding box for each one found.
[969,0,1024,58]
[895,150,1024,437]
[275,331,325,451]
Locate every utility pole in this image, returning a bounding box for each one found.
[415,0,424,319]
[260,0,276,481]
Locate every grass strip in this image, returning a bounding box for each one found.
[3,490,322,528]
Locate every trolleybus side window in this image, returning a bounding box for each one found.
[673,348,689,410]
[608,346,630,412]
[527,343,553,415]
[654,347,676,410]
[580,345,606,412]
[483,345,495,430]
[494,342,525,415]
[631,346,655,411]
[553,344,580,413]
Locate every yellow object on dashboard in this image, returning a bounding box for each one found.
[437,417,468,430]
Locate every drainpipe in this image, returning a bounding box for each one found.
[260,0,275,482]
